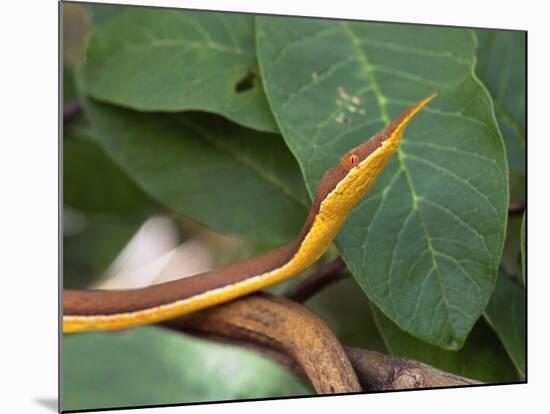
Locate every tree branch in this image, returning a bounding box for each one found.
[345,347,481,390]
[284,257,347,302]
[165,292,361,395]
[164,293,481,393]
[508,200,526,216]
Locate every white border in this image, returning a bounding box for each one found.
[2,0,547,413]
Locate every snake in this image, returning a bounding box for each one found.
[63,93,436,333]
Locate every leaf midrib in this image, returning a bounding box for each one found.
[341,21,456,336]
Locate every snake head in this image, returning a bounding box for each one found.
[312,93,437,217]
[342,92,437,172]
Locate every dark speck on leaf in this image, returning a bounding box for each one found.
[235,69,257,93]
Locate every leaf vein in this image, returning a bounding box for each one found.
[403,152,500,217]
[268,26,341,67]
[410,267,435,324]
[172,116,309,210]
[279,55,359,110]
[370,64,446,87]
[387,210,415,318]
[434,252,483,309]
[419,198,492,260]
[356,38,471,65]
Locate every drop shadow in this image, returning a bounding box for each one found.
[34,398,58,412]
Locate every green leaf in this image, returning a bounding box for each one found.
[371,304,518,383]
[500,216,523,279]
[508,171,526,204]
[63,327,311,411]
[63,67,77,103]
[63,66,91,137]
[86,2,125,26]
[84,100,309,243]
[306,277,387,353]
[521,213,526,284]
[83,7,277,132]
[64,133,152,216]
[484,271,526,376]
[63,129,153,288]
[257,18,508,349]
[63,213,140,289]
[475,30,526,175]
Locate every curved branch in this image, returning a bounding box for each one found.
[165,292,362,394]
[164,293,480,393]
[284,257,347,302]
[508,200,526,216]
[345,347,481,390]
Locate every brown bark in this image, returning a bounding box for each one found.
[166,292,362,395]
[165,293,481,394]
[284,257,347,303]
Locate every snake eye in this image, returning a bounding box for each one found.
[347,154,359,167]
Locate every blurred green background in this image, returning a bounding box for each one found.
[62,2,525,411]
